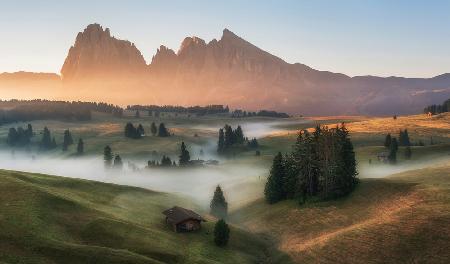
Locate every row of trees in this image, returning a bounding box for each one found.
[127,104,230,116]
[103,145,123,169]
[7,124,33,146]
[424,98,450,115]
[384,130,412,164]
[124,122,170,139]
[0,100,124,125]
[231,109,290,118]
[217,125,260,153]
[265,125,358,204]
[146,142,191,168]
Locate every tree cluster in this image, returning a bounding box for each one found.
[124,123,145,139]
[217,125,245,153]
[424,98,449,115]
[264,125,358,204]
[147,155,176,168]
[231,109,290,118]
[157,123,170,137]
[40,127,57,150]
[7,124,33,147]
[127,104,229,116]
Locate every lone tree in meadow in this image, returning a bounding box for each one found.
[214,219,230,247]
[384,134,392,148]
[388,138,398,164]
[264,152,285,204]
[158,123,170,137]
[62,129,74,151]
[77,138,84,155]
[210,185,228,219]
[113,155,123,169]
[150,122,157,136]
[104,145,113,167]
[179,141,191,166]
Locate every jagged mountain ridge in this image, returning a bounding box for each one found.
[2,24,449,115]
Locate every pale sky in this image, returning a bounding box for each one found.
[1,0,449,77]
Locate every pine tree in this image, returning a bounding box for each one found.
[113,155,123,169]
[77,138,84,155]
[388,138,398,164]
[41,127,52,150]
[264,152,285,204]
[158,123,170,137]
[179,141,190,166]
[104,145,113,167]
[234,125,244,144]
[62,129,73,151]
[224,125,234,147]
[150,122,157,136]
[217,128,225,153]
[404,145,412,160]
[137,124,145,136]
[214,219,230,247]
[210,185,228,219]
[384,134,392,148]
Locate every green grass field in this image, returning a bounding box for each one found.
[0,169,290,264]
[0,112,449,263]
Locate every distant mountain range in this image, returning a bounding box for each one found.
[1,23,449,115]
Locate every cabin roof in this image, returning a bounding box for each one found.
[163,206,206,224]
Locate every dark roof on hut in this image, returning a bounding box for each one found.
[163,206,206,224]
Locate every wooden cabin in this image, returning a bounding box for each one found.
[162,206,206,232]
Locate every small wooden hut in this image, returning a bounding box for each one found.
[162,206,206,232]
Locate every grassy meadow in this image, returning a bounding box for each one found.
[0,111,449,263]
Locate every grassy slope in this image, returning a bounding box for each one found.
[230,163,450,263]
[0,170,290,264]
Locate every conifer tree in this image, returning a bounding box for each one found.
[62,129,73,151]
[404,145,412,160]
[137,124,145,136]
[41,127,52,150]
[104,145,113,167]
[113,155,123,169]
[77,138,84,155]
[26,124,33,138]
[210,185,228,219]
[158,123,170,137]
[388,138,398,164]
[217,128,225,153]
[214,219,230,247]
[234,125,244,144]
[384,134,392,148]
[150,122,157,136]
[179,141,190,166]
[264,152,285,204]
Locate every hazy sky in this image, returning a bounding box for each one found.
[1,0,449,77]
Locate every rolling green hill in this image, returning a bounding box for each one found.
[230,163,450,263]
[0,170,290,264]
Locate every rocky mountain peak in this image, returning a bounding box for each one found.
[61,23,146,81]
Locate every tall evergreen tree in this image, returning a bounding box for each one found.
[404,145,412,160]
[179,141,191,166]
[384,134,392,148]
[77,138,84,155]
[214,219,230,247]
[217,128,225,153]
[62,129,74,151]
[388,138,398,164]
[234,125,244,144]
[104,145,113,167]
[41,127,52,150]
[137,124,145,136]
[26,124,33,138]
[264,152,285,204]
[210,185,228,219]
[113,155,123,169]
[150,122,157,136]
[158,123,170,137]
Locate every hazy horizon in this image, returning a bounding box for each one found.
[1,0,450,78]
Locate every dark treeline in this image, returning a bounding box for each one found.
[231,109,290,118]
[424,98,450,115]
[127,104,229,116]
[0,99,123,125]
[265,124,358,204]
[7,124,33,147]
[384,129,412,164]
[124,123,145,139]
[217,125,259,153]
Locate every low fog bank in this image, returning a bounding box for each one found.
[193,119,309,138]
[0,151,267,209]
[358,156,450,178]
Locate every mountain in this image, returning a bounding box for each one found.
[2,24,450,115]
[60,24,146,81]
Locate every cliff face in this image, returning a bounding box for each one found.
[57,24,450,115]
[61,24,146,81]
